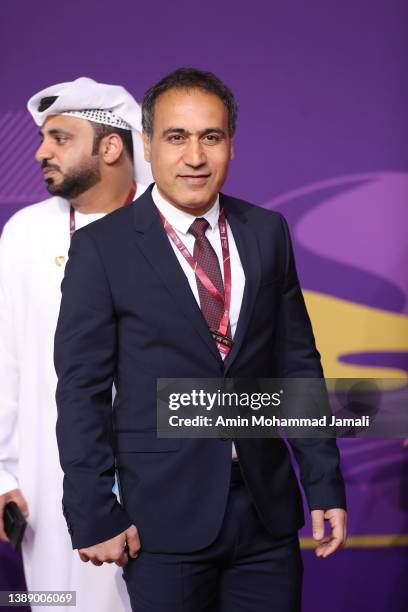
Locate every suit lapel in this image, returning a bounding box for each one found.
[221,195,262,373]
[132,188,261,370]
[132,188,223,365]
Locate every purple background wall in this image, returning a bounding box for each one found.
[1,1,407,611]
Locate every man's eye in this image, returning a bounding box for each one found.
[204,134,222,144]
[55,137,67,145]
[168,134,184,143]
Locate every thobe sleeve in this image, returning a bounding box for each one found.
[54,228,132,549]
[274,213,347,511]
[0,221,20,495]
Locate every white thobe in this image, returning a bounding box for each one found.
[0,191,147,612]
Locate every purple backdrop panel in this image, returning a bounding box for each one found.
[0,543,29,612]
[1,1,407,611]
[302,548,408,612]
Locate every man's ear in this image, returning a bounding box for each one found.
[142,131,151,162]
[101,133,124,165]
[230,140,235,161]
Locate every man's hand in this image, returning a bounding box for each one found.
[311,508,347,558]
[0,489,29,542]
[78,524,140,567]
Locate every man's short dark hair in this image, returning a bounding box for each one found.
[90,122,134,162]
[142,67,238,138]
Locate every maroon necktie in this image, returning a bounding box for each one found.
[189,218,230,340]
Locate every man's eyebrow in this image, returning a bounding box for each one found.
[161,127,191,138]
[161,127,226,138]
[39,128,73,137]
[198,127,226,137]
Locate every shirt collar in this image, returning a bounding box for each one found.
[152,184,220,235]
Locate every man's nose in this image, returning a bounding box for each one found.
[35,141,52,163]
[183,139,206,168]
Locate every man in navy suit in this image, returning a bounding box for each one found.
[54,68,347,611]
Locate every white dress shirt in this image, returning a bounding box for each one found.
[152,185,245,338]
[152,185,246,460]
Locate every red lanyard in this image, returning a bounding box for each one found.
[158,207,233,359]
[69,181,137,240]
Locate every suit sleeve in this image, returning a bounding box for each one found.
[54,228,132,549]
[275,213,347,511]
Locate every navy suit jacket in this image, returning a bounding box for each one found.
[54,185,346,551]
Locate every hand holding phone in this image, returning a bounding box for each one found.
[0,489,29,551]
[3,501,27,550]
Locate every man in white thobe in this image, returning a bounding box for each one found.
[0,77,152,612]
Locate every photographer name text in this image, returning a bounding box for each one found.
[167,414,370,428]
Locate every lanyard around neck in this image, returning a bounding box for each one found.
[157,207,233,359]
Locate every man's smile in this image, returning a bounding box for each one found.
[178,174,211,186]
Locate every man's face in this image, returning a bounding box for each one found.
[143,88,234,213]
[35,115,101,199]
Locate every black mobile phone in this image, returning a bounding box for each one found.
[3,501,27,551]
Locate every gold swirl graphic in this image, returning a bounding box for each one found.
[304,290,408,381]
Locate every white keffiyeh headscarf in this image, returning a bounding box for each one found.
[27,76,152,185]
